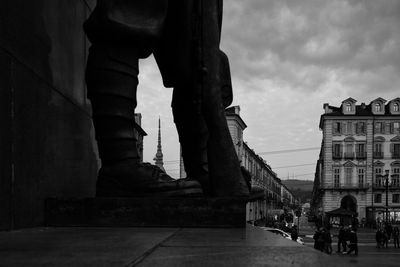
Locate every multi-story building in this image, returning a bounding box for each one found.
[281,184,295,208]
[312,97,400,225]
[134,113,147,162]
[226,106,296,222]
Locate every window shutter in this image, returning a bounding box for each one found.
[340,144,343,155]
[339,123,343,134]
[355,122,359,134]
[390,123,394,134]
[391,143,394,153]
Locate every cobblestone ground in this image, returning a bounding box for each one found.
[296,216,400,267]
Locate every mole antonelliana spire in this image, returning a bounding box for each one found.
[154,117,165,171]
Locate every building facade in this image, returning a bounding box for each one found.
[225,106,297,223]
[312,97,400,225]
[134,113,147,163]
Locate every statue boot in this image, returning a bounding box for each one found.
[85,44,202,197]
[172,87,211,195]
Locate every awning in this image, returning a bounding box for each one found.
[325,207,356,217]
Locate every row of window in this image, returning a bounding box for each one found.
[371,102,400,113]
[345,102,400,113]
[375,122,400,134]
[333,167,366,188]
[374,193,400,204]
[374,167,400,187]
[332,143,400,159]
[332,167,400,187]
[333,121,366,135]
[333,121,400,135]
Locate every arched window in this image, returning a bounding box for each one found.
[394,103,399,112]
[346,103,352,112]
[375,103,382,112]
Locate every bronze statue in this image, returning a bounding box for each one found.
[84,0,249,197]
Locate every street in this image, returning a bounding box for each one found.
[295,216,400,266]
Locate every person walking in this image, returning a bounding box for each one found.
[376,228,383,248]
[323,228,332,254]
[291,225,299,242]
[313,228,324,252]
[346,227,358,256]
[337,224,347,253]
[393,226,400,248]
[382,230,389,248]
[385,223,393,242]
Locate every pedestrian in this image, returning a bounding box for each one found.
[361,218,366,228]
[291,225,299,242]
[313,228,324,252]
[323,228,332,254]
[382,230,389,248]
[341,226,351,254]
[393,226,400,248]
[346,227,358,256]
[376,228,383,248]
[337,224,347,253]
[385,223,393,241]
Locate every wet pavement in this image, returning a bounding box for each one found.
[0,225,342,267]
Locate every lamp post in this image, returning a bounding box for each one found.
[384,169,390,224]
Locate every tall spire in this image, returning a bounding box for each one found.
[154,117,165,171]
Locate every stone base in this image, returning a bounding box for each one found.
[45,197,247,228]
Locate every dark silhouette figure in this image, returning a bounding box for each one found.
[393,226,400,248]
[84,0,249,197]
[313,228,324,252]
[323,228,332,254]
[385,223,393,241]
[346,228,358,256]
[376,228,383,248]
[337,224,347,253]
[291,225,298,242]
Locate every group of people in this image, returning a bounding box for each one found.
[313,225,358,256]
[376,223,400,248]
[313,227,333,254]
[336,225,358,255]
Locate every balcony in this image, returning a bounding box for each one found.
[373,185,400,191]
[356,152,367,160]
[392,153,400,159]
[322,183,369,192]
[344,152,354,160]
[373,152,384,159]
[332,153,342,160]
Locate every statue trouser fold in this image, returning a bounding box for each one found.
[85,44,202,197]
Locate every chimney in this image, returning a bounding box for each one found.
[361,102,366,109]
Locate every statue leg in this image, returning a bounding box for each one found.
[85,44,202,197]
[200,2,249,197]
[172,86,210,195]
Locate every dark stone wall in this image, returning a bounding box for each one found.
[0,0,99,229]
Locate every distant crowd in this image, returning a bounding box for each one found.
[375,223,400,248]
[313,225,358,255]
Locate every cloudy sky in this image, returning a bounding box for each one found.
[136,0,400,181]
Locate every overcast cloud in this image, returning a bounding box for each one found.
[136,0,400,180]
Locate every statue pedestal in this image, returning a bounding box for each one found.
[45,197,247,228]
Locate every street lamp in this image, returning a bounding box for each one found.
[384,169,390,224]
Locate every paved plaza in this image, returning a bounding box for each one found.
[297,216,400,267]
